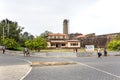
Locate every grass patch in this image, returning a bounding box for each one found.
[39,48,86,52]
[9,47,24,51]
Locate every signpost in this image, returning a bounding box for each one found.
[85,45,94,52]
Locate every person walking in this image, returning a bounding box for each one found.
[23,47,30,57]
[104,47,107,56]
[2,46,5,54]
[97,47,102,58]
[73,48,78,53]
[23,47,28,56]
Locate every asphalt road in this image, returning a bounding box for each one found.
[0,52,31,80]
[23,56,120,80]
[1,51,120,80]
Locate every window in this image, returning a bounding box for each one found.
[52,36,54,39]
[51,43,55,46]
[62,44,65,46]
[50,36,52,39]
[70,43,78,46]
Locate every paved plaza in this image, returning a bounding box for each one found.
[23,56,120,80]
[0,51,120,80]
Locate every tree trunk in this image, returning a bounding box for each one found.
[38,49,40,52]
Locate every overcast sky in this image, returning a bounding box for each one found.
[0,0,120,36]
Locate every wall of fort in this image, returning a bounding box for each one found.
[77,32,120,48]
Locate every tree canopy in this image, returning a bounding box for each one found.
[40,30,52,38]
[107,35,120,50]
[0,19,35,50]
[0,19,24,45]
[4,38,19,50]
[25,36,47,52]
[0,19,47,51]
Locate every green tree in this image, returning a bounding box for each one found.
[40,30,52,38]
[25,36,47,52]
[0,36,3,45]
[25,40,34,50]
[33,36,47,52]
[107,40,120,50]
[22,32,34,40]
[0,19,24,45]
[19,32,34,46]
[4,38,19,50]
[107,35,120,50]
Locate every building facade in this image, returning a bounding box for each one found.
[47,19,120,48]
[76,33,120,48]
[47,33,80,48]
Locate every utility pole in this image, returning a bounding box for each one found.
[3,23,4,45]
[7,21,9,38]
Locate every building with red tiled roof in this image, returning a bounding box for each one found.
[46,19,81,49]
[47,19,120,48]
[47,33,80,48]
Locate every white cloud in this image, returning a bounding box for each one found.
[1,0,120,35]
[71,0,120,35]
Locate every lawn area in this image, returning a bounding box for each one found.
[40,48,86,52]
[40,48,111,53]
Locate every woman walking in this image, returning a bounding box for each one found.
[97,47,102,58]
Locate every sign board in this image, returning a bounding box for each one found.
[85,45,94,52]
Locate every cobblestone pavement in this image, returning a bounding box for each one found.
[23,56,120,80]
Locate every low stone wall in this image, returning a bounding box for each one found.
[33,52,95,57]
[4,50,120,57]
[33,52,77,57]
[76,52,93,57]
[5,50,22,54]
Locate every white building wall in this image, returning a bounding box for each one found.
[47,42,51,48]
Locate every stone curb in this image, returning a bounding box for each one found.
[114,54,120,56]
[30,62,77,67]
